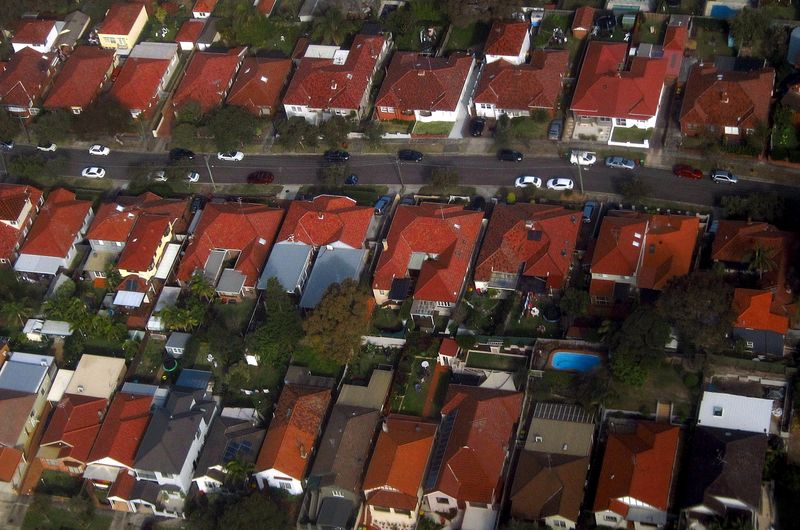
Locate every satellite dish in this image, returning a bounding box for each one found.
[421,361,430,369]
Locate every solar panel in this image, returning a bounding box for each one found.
[423,410,458,491]
[223,439,254,462]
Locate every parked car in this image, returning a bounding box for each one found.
[169,148,195,161]
[569,150,596,166]
[324,150,350,162]
[247,171,274,184]
[82,166,106,178]
[36,142,57,152]
[547,119,562,141]
[190,195,206,214]
[673,164,703,180]
[711,169,737,184]
[582,200,598,223]
[88,144,110,156]
[515,175,543,188]
[498,149,523,162]
[186,171,200,183]
[398,149,424,162]
[0,140,14,151]
[466,196,486,211]
[151,170,167,182]
[605,156,636,170]
[470,118,486,137]
[546,178,574,191]
[399,195,415,206]
[374,195,393,215]
[344,174,359,185]
[217,151,244,161]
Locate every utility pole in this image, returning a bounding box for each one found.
[577,158,585,195]
[204,154,217,192]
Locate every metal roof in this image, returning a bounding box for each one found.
[113,290,145,308]
[216,268,246,296]
[299,247,367,309]
[0,352,54,393]
[257,243,313,291]
[154,243,181,279]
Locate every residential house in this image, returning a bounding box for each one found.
[14,188,93,277]
[510,403,595,530]
[372,203,484,325]
[696,391,774,435]
[174,17,220,51]
[192,0,218,18]
[226,57,293,117]
[254,368,334,494]
[572,6,595,39]
[64,354,127,400]
[297,369,393,530]
[283,34,391,124]
[165,332,191,358]
[96,2,149,55]
[592,421,680,529]
[53,11,92,54]
[423,385,523,530]
[11,19,62,53]
[23,319,72,343]
[177,201,284,299]
[660,15,689,80]
[472,50,568,119]
[589,211,700,307]
[375,52,475,123]
[731,289,789,356]
[679,64,775,141]
[0,48,60,117]
[43,46,116,114]
[0,184,43,266]
[171,47,246,115]
[681,427,768,530]
[109,42,180,118]
[192,408,266,493]
[362,415,437,530]
[483,21,530,65]
[256,0,278,16]
[473,203,580,293]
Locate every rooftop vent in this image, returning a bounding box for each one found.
[76,385,85,393]
[260,75,268,83]
[257,237,267,245]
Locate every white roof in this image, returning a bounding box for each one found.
[113,290,145,308]
[47,369,74,402]
[23,319,72,337]
[697,391,773,434]
[155,243,182,279]
[147,286,181,331]
[14,254,63,275]
[65,354,126,400]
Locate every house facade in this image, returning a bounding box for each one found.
[0,184,44,266]
[97,2,149,55]
[110,42,180,118]
[0,48,60,117]
[11,19,61,53]
[43,46,116,114]
[483,21,530,65]
[192,0,218,18]
[731,289,789,356]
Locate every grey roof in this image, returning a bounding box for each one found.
[299,247,367,309]
[216,269,246,296]
[257,243,313,291]
[284,365,335,389]
[203,249,227,283]
[525,403,596,456]
[317,496,357,528]
[129,41,178,60]
[0,352,54,394]
[54,11,90,50]
[175,369,212,391]
[194,415,266,477]
[166,332,192,351]
[198,17,220,45]
[336,369,392,410]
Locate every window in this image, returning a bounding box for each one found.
[115,241,123,247]
[553,521,567,528]
[205,481,218,490]
[436,497,450,505]
[97,240,105,245]
[470,502,488,508]
[395,509,412,516]
[616,118,627,127]
[137,470,157,481]
[604,515,617,522]
[373,506,391,512]
[278,481,291,490]
[331,489,344,498]
[724,126,739,135]
[95,271,106,278]
[745,341,754,350]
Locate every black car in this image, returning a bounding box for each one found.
[548,119,563,141]
[169,148,195,161]
[0,140,14,151]
[498,149,523,162]
[324,149,350,162]
[398,149,424,162]
[470,118,486,137]
[344,174,359,185]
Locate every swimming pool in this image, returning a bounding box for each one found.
[550,351,602,372]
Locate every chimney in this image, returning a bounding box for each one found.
[330,81,337,90]
[318,212,324,220]
[525,220,534,230]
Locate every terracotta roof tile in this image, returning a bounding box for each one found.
[40,393,108,464]
[257,0,277,15]
[193,0,218,14]
[438,338,460,358]
[12,20,56,47]
[0,184,42,262]
[175,19,205,44]
[572,6,596,32]
[227,57,293,115]
[636,214,699,290]
[0,48,58,109]
[44,46,115,110]
[116,214,172,272]
[473,50,567,112]
[110,56,171,114]
[19,188,91,259]
[87,192,183,243]
[87,392,152,468]
[590,211,648,277]
[484,21,529,57]
[277,195,372,248]
[172,47,245,113]
[0,447,22,482]
[733,289,789,335]
[98,3,146,36]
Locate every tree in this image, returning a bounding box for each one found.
[608,305,670,385]
[312,8,349,45]
[720,193,784,223]
[73,99,133,138]
[747,243,777,280]
[8,154,49,180]
[318,116,352,149]
[0,299,34,327]
[0,111,19,140]
[620,177,651,204]
[246,278,303,367]
[427,166,459,190]
[176,100,204,125]
[31,110,73,143]
[189,273,217,302]
[170,123,199,151]
[275,117,318,150]
[362,120,385,149]
[318,162,350,188]
[217,494,288,529]
[303,278,371,363]
[574,371,612,408]
[208,106,261,152]
[494,114,514,147]
[224,459,254,490]
[560,287,589,317]
[153,5,168,25]
[730,8,770,54]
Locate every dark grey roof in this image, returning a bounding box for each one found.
[317,496,356,528]
[299,247,367,309]
[166,332,192,351]
[193,415,265,477]
[54,11,91,50]
[258,243,313,291]
[198,17,219,45]
[216,269,246,296]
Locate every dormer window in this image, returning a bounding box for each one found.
[712,406,723,417]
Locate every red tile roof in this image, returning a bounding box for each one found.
[44,46,115,110]
[570,41,668,120]
[0,48,57,109]
[87,193,186,242]
[373,203,484,304]
[255,384,332,479]
[172,47,245,113]
[98,3,147,36]
[108,468,135,498]
[174,19,205,44]
[0,184,42,262]
[363,415,436,511]
[662,24,687,78]
[87,392,152,468]
[593,422,679,515]
[176,201,284,287]
[110,56,171,114]
[680,64,774,134]
[432,386,522,503]
[439,337,460,358]
[0,447,22,483]
[193,0,218,14]
[484,21,529,57]
[636,214,699,290]
[572,6,596,32]
[40,393,108,464]
[733,289,789,335]
[283,34,386,112]
[590,211,648,278]
[473,50,568,112]
[12,19,57,46]
[474,203,580,290]
[375,52,473,114]
[257,0,278,15]
[227,57,292,115]
[277,195,372,248]
[20,188,91,259]
[116,214,172,272]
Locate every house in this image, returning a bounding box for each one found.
[0,48,60,117]
[64,354,127,400]
[0,185,43,266]
[660,15,689,79]
[679,64,775,141]
[192,408,265,493]
[283,34,391,124]
[97,2,149,55]
[589,211,700,306]
[592,421,680,529]
[43,46,116,114]
[226,57,293,117]
[473,203,580,293]
[165,332,191,358]
[254,368,334,494]
[109,42,180,118]
[192,0,218,18]
[375,52,475,123]
[362,415,437,530]
[373,203,485,325]
[483,21,531,65]
[731,289,789,356]
[172,47,246,115]
[510,403,595,530]
[696,391,774,434]
[174,19,205,51]
[11,19,62,53]
[176,201,284,299]
[472,50,568,119]
[681,427,768,530]
[297,369,393,530]
[14,188,93,277]
[423,385,523,530]
[571,6,595,39]
[53,11,91,54]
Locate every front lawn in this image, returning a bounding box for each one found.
[610,126,653,144]
[382,120,414,134]
[510,116,549,141]
[444,21,490,52]
[22,499,111,530]
[413,121,454,136]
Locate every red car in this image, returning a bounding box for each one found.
[247,171,274,184]
[673,164,703,180]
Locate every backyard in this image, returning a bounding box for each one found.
[690,19,734,61]
[392,356,449,417]
[455,291,512,335]
[35,471,83,497]
[637,16,667,45]
[465,351,528,372]
[349,343,399,382]
[133,336,166,382]
[606,361,697,418]
[503,294,562,338]
[444,21,491,52]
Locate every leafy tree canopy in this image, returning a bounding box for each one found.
[302,278,371,363]
[246,278,303,367]
[31,110,73,144]
[0,111,19,140]
[73,99,133,138]
[721,193,784,224]
[209,106,262,152]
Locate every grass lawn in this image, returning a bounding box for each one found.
[504,299,561,338]
[23,502,111,530]
[382,120,414,134]
[136,337,165,380]
[258,21,311,56]
[35,471,84,497]
[413,121,454,136]
[460,292,512,335]
[350,343,399,381]
[610,127,653,144]
[395,25,444,52]
[371,306,406,334]
[532,14,570,48]
[466,351,527,372]
[606,361,694,415]
[692,25,734,61]
[300,184,388,206]
[637,18,667,45]
[417,185,477,197]
[212,299,256,333]
[291,346,342,378]
[510,117,549,140]
[395,358,436,416]
[445,21,490,52]
[219,184,282,197]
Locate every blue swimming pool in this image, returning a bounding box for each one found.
[550,351,602,372]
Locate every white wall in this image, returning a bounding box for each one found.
[594,509,627,529]
[12,25,59,53]
[254,468,303,495]
[485,32,530,66]
[285,105,322,125]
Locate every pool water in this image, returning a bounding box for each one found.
[551,351,601,372]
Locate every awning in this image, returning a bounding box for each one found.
[14,254,62,275]
[114,290,145,308]
[83,464,122,483]
[155,243,182,280]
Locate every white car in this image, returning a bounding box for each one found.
[217,151,244,161]
[151,170,167,182]
[569,150,597,166]
[36,143,57,152]
[546,178,574,191]
[515,176,542,189]
[88,144,110,156]
[186,171,200,183]
[82,166,106,178]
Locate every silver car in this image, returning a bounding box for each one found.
[711,169,737,183]
[605,156,636,170]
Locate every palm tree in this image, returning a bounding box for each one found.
[224,458,254,490]
[747,243,777,280]
[0,299,34,327]
[311,8,348,45]
[188,273,216,302]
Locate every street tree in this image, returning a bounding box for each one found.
[303,278,371,363]
[0,111,19,140]
[170,123,199,151]
[73,98,133,138]
[720,193,784,223]
[31,110,73,143]
[275,117,318,150]
[217,493,288,529]
[246,278,303,367]
[362,120,385,149]
[319,115,352,149]
[208,106,261,152]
